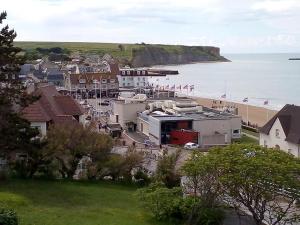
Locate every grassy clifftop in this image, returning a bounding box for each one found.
[15,41,228,66]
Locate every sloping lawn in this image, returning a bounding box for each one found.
[0,179,170,225]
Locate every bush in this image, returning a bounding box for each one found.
[133,170,151,186]
[137,183,184,221]
[0,208,18,225]
[187,206,224,225]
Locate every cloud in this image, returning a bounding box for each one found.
[1,0,300,52]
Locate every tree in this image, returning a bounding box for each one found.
[118,44,124,52]
[183,144,300,225]
[155,150,181,188]
[44,123,113,178]
[182,152,222,207]
[0,11,38,159]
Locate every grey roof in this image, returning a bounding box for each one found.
[260,104,300,145]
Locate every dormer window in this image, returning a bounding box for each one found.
[102,79,107,84]
[79,79,86,84]
[142,70,146,75]
[122,71,126,75]
[126,71,130,75]
[110,79,115,83]
[137,71,140,75]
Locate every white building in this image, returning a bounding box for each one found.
[259,104,300,157]
[118,68,149,88]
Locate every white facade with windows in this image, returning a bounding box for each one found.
[117,75,149,88]
[260,118,300,157]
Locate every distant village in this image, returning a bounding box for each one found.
[19,52,300,158]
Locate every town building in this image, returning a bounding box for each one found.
[260,104,300,157]
[118,68,150,88]
[22,84,85,136]
[110,96,241,147]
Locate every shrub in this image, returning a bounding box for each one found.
[186,206,224,225]
[137,183,184,221]
[0,208,18,225]
[133,170,151,186]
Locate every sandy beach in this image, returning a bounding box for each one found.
[193,97,278,128]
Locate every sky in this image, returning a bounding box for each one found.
[1,0,300,53]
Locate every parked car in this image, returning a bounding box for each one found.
[184,142,199,149]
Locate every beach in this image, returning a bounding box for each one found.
[193,96,278,128]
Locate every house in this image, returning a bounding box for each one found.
[65,71,119,98]
[22,84,85,136]
[260,104,300,157]
[46,69,65,86]
[118,68,150,88]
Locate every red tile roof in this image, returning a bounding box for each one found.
[22,84,84,123]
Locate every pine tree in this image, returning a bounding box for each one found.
[0,11,39,157]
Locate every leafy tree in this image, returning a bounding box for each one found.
[155,150,181,188]
[0,11,39,159]
[118,44,124,52]
[137,183,185,221]
[183,144,300,225]
[182,152,222,207]
[44,123,113,178]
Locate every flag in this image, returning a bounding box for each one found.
[156,78,159,82]
[183,85,188,89]
[243,97,248,102]
[176,85,181,90]
[190,85,194,91]
[165,84,169,90]
[221,93,226,98]
[166,77,170,81]
[171,85,175,90]
[264,100,269,105]
[156,85,159,89]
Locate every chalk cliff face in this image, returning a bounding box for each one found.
[130,45,229,67]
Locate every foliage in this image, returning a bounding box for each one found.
[183,144,300,225]
[133,170,151,186]
[44,123,113,178]
[100,148,144,181]
[0,179,172,225]
[0,11,39,160]
[182,152,222,207]
[186,206,224,225]
[155,150,181,188]
[137,183,185,221]
[0,208,18,225]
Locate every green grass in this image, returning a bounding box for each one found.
[242,128,259,138]
[0,179,171,225]
[233,135,259,144]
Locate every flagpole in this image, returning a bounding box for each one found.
[247,104,249,126]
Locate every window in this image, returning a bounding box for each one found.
[123,83,126,86]
[122,71,126,75]
[138,77,140,81]
[142,70,146,75]
[263,140,267,148]
[102,79,107,83]
[123,77,126,81]
[110,79,115,83]
[12,74,15,79]
[275,129,280,138]
[79,79,86,83]
[127,71,130,75]
[233,129,240,134]
[137,71,140,75]
[137,82,139,86]
[143,77,145,81]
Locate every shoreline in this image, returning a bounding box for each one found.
[149,59,230,68]
[192,96,278,127]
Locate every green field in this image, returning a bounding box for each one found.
[14,41,186,60]
[0,179,171,225]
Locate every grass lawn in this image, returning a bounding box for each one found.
[0,179,171,225]
[233,134,259,144]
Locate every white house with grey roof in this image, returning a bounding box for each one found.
[259,104,300,157]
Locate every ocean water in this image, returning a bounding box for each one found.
[151,53,300,110]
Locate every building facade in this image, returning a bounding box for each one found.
[260,104,300,157]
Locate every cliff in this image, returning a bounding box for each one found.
[130,45,229,67]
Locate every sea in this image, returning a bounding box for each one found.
[151,53,300,110]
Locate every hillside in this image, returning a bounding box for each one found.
[15,41,229,67]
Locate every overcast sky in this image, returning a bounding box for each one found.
[1,0,300,53]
